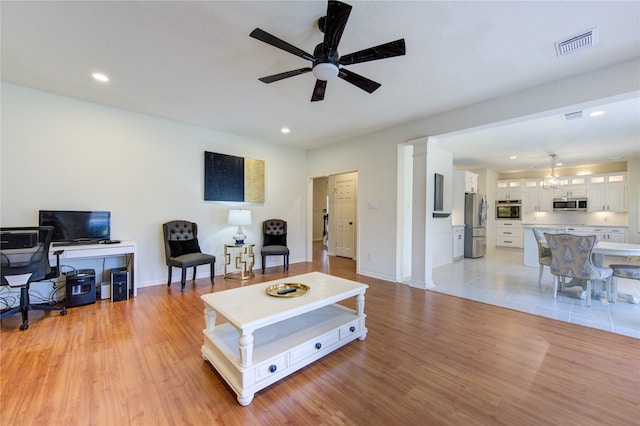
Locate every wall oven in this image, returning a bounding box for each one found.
[496,200,521,220]
[553,197,588,211]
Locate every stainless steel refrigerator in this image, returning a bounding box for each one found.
[464,193,488,258]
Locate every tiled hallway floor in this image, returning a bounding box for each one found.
[431,247,640,338]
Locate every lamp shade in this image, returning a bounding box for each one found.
[228,209,252,226]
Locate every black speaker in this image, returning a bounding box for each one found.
[111,268,129,302]
[66,269,96,308]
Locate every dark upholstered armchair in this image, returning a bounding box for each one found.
[261,219,289,274]
[162,221,215,292]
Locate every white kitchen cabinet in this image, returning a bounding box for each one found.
[496,179,523,201]
[565,226,626,243]
[556,176,588,197]
[523,179,553,213]
[496,220,523,248]
[464,171,479,194]
[452,225,465,260]
[588,173,627,212]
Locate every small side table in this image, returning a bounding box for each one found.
[224,243,255,280]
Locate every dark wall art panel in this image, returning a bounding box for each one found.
[204,152,264,203]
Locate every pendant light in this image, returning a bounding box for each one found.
[542,154,562,191]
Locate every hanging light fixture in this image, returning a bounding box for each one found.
[542,154,562,191]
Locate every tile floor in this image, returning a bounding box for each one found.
[431,247,640,339]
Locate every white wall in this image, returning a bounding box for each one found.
[1,83,308,288]
[307,59,640,282]
[427,142,454,270]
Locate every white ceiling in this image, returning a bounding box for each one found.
[1,1,639,173]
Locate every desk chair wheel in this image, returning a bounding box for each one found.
[61,308,67,316]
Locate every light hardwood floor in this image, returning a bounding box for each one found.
[1,244,639,425]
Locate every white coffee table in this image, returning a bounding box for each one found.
[201,272,368,405]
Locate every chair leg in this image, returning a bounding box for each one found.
[181,268,187,292]
[552,275,558,299]
[586,280,592,307]
[192,266,197,281]
[285,255,289,272]
[609,277,618,302]
[538,264,544,288]
[262,256,266,274]
[210,261,215,285]
[20,287,29,331]
[167,266,172,287]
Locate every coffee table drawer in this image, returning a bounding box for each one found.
[340,318,363,339]
[255,355,288,383]
[290,329,340,365]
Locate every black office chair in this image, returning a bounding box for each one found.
[261,219,290,273]
[1,226,67,330]
[163,221,215,292]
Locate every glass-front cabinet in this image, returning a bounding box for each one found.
[588,173,626,212]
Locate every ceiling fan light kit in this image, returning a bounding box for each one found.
[249,0,406,101]
[313,62,339,81]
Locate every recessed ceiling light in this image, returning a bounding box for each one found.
[509,156,517,160]
[281,127,290,134]
[556,162,563,166]
[92,72,109,82]
[589,111,605,117]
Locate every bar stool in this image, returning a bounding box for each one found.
[608,264,640,303]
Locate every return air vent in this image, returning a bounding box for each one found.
[563,111,583,121]
[555,27,599,57]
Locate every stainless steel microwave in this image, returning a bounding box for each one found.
[496,200,522,219]
[553,197,588,211]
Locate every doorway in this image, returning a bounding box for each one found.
[311,172,358,263]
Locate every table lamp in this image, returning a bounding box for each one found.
[228,209,251,245]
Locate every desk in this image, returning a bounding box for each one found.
[201,272,368,405]
[224,243,255,280]
[49,241,137,297]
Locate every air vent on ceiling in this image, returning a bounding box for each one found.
[555,27,599,57]
[563,111,583,121]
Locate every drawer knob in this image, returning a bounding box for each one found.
[349,326,356,332]
[315,342,322,350]
[269,364,277,373]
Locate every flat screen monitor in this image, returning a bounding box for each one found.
[38,210,111,242]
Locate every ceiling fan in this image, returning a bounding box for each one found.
[250,0,406,102]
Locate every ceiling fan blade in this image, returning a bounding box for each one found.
[323,0,352,55]
[338,68,381,94]
[250,28,315,62]
[339,39,406,66]
[311,80,327,102]
[259,68,312,83]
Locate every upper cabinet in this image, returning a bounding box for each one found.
[555,176,588,197]
[453,171,479,225]
[464,171,479,194]
[501,172,628,213]
[496,179,523,200]
[523,179,553,212]
[587,173,627,212]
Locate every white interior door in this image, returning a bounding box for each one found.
[335,176,355,258]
